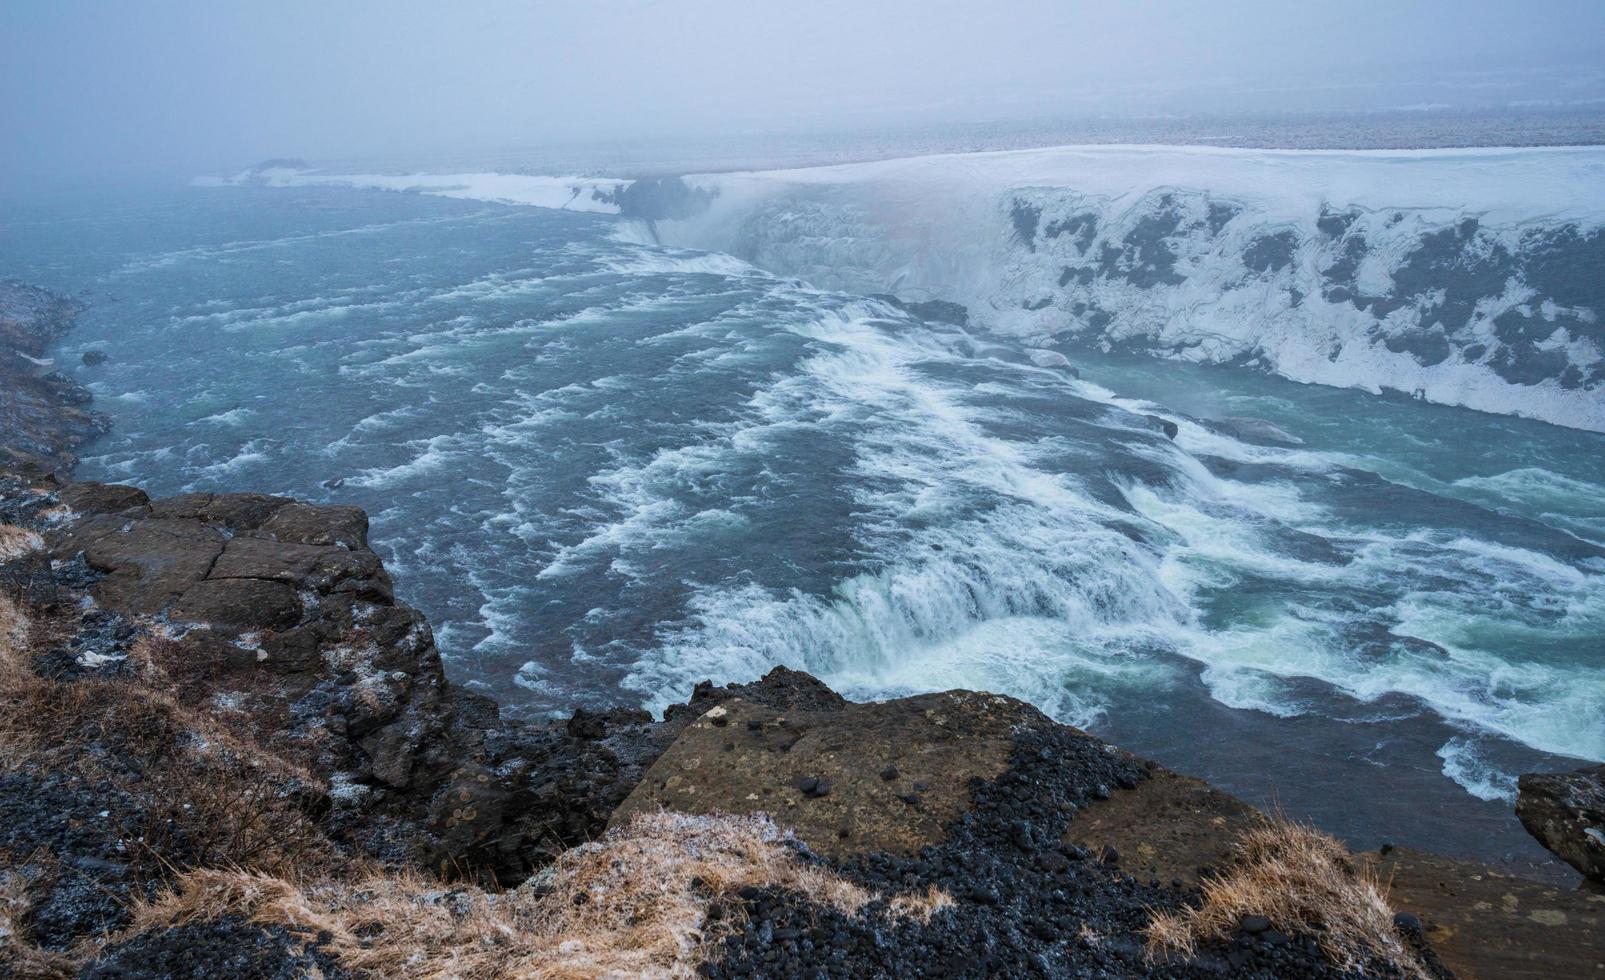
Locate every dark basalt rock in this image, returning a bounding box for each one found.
[872,293,971,326]
[30,607,139,680]
[665,665,850,723]
[1517,763,1605,882]
[1010,199,1042,249]
[58,481,151,516]
[694,708,1436,980]
[0,474,684,892]
[260,501,370,548]
[168,577,304,631]
[593,175,718,222]
[0,772,167,952]
[147,490,294,528]
[80,915,354,980]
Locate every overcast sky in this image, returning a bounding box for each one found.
[4,0,1603,183]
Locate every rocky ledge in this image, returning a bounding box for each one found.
[1,476,667,889]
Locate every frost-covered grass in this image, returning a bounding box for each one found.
[0,524,42,561]
[0,601,329,872]
[130,811,944,979]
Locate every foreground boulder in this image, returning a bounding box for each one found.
[615,676,1455,979]
[617,690,1041,857]
[1517,763,1605,883]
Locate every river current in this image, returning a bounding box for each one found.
[3,179,1600,877]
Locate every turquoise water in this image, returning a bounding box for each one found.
[2,182,1600,878]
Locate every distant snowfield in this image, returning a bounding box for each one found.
[203,145,1605,430]
[682,143,1605,221]
[199,166,624,213]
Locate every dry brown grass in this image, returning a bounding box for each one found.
[0,859,77,975]
[0,865,75,980]
[0,594,29,670]
[0,595,331,875]
[887,884,955,923]
[1145,818,1429,977]
[130,811,945,979]
[0,523,43,561]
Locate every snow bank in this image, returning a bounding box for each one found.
[657,145,1605,431]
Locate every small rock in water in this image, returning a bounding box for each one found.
[1025,348,1076,373]
[1144,414,1179,439]
[81,349,108,366]
[1211,415,1304,446]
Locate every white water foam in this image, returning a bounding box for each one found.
[1116,442,1605,779]
[197,408,255,426]
[1437,737,1519,802]
[1449,468,1605,545]
[604,296,1189,720]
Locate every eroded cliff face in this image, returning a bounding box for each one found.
[651,146,1605,431]
[0,282,111,475]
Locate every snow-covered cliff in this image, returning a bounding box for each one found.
[656,145,1605,431]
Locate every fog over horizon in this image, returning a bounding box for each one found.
[4,0,1605,186]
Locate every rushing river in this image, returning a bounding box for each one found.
[3,180,1600,878]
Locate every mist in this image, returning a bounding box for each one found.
[4,0,1604,185]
